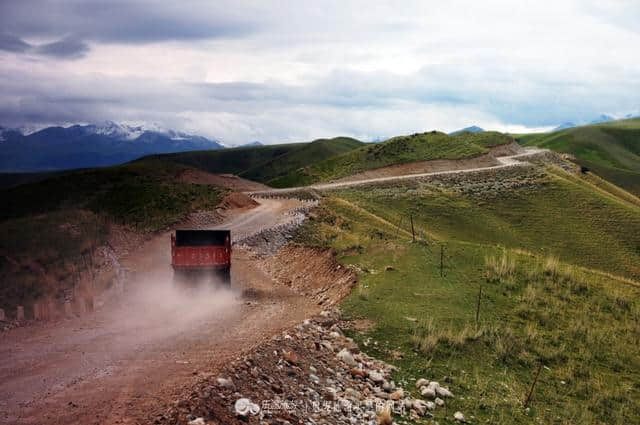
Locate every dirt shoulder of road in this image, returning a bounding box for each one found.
[332,142,524,184]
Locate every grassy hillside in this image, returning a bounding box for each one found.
[518,118,640,195]
[150,143,305,177]
[149,137,364,187]
[271,131,513,187]
[242,137,364,186]
[295,164,640,423]
[1,160,224,231]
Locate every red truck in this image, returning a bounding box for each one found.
[171,230,231,284]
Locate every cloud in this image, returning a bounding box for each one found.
[0,1,639,142]
[35,37,89,59]
[0,1,261,45]
[0,33,31,53]
[0,32,89,59]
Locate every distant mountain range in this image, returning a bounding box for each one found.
[553,122,577,131]
[552,113,639,132]
[0,122,224,172]
[449,126,484,136]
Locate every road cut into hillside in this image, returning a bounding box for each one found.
[0,197,327,425]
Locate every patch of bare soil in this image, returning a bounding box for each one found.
[180,169,270,192]
[487,141,524,157]
[220,192,260,209]
[260,245,358,307]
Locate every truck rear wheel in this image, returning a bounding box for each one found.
[218,266,231,286]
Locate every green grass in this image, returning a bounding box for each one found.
[1,160,224,231]
[335,168,640,281]
[517,118,640,195]
[242,137,364,186]
[295,166,640,424]
[149,137,364,186]
[0,209,110,312]
[275,131,513,187]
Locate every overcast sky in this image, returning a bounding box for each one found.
[1,1,638,144]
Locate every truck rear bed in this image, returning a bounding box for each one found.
[171,230,231,283]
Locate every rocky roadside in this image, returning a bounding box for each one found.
[154,310,467,425]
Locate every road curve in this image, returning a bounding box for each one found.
[246,148,550,195]
[0,197,314,425]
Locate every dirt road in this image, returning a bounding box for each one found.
[247,147,549,195]
[0,198,315,425]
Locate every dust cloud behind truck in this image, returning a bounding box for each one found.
[171,230,231,284]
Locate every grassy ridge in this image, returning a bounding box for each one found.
[295,166,640,423]
[1,160,224,231]
[242,137,364,186]
[518,118,640,195]
[149,137,364,187]
[272,131,513,187]
[150,143,305,177]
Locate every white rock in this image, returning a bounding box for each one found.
[368,371,384,384]
[454,411,466,422]
[436,386,453,398]
[435,397,445,407]
[337,348,356,366]
[310,374,320,383]
[412,399,428,416]
[415,378,429,388]
[425,401,436,410]
[329,331,341,339]
[188,418,205,425]
[216,377,234,389]
[420,386,436,400]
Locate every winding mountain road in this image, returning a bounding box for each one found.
[247,147,549,195]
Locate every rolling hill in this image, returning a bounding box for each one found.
[269,131,514,187]
[517,118,640,195]
[153,137,364,186]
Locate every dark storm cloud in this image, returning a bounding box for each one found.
[0,33,32,53]
[0,32,89,59]
[35,37,90,59]
[0,1,260,47]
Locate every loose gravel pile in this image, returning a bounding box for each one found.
[155,310,465,425]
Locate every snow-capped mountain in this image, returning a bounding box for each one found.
[0,122,225,172]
